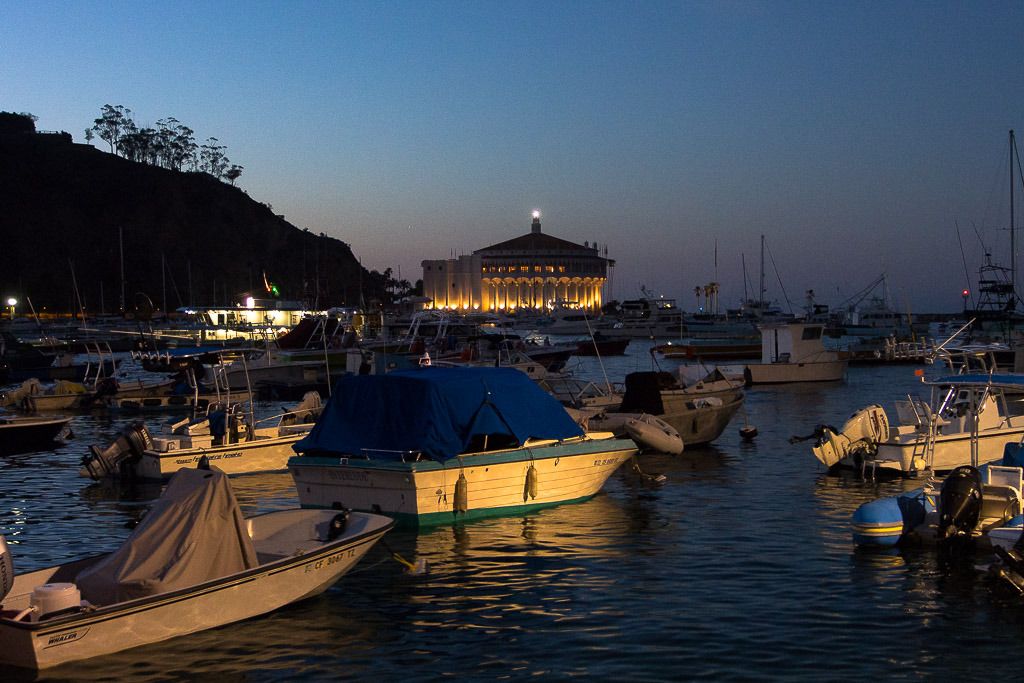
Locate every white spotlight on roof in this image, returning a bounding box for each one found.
[532,209,541,219]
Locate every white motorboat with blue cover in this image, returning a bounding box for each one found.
[288,366,638,526]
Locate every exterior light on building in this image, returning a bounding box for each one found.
[532,209,541,219]
[245,296,255,309]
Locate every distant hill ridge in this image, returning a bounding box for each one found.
[1,116,381,313]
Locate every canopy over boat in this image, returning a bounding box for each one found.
[293,366,585,461]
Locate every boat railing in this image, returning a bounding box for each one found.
[358,448,422,462]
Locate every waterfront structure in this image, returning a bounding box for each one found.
[421,211,612,313]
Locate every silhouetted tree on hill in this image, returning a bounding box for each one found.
[92,104,133,153]
[90,105,239,182]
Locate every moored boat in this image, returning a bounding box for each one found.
[589,371,744,447]
[851,460,1023,548]
[81,391,323,480]
[0,413,73,455]
[809,373,1024,476]
[288,366,638,526]
[744,322,847,384]
[0,467,393,670]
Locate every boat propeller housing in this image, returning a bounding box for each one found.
[938,465,983,539]
[811,404,889,469]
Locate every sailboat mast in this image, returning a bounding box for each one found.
[1011,129,1017,308]
[759,234,766,307]
[119,226,125,314]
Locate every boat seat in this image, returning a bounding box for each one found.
[980,484,1021,522]
[251,521,326,564]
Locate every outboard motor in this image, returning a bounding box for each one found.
[937,465,983,539]
[79,422,153,480]
[0,535,14,603]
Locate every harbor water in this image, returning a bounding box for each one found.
[3,344,1024,681]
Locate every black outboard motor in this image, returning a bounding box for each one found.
[79,422,153,480]
[937,465,983,539]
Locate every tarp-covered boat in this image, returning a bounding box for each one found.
[289,366,637,526]
[0,468,392,670]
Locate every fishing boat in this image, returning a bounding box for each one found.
[0,413,73,455]
[743,321,847,384]
[589,370,744,447]
[287,366,638,526]
[808,373,1024,476]
[80,391,323,480]
[0,467,393,670]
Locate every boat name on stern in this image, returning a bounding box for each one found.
[175,452,243,466]
[327,470,369,482]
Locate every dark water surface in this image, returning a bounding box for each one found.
[4,346,1024,681]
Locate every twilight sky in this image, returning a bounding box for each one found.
[5,1,1024,313]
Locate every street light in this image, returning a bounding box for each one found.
[6,297,16,320]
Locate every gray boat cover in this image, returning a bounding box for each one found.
[76,468,258,605]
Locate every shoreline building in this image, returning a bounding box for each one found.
[421,212,613,313]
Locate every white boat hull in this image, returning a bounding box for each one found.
[744,359,847,384]
[135,430,310,479]
[290,437,637,525]
[0,510,392,670]
[871,427,1024,474]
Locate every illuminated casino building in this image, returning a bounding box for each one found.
[421,211,612,313]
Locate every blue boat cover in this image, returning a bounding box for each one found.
[292,366,585,461]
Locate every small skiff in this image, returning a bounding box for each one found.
[0,468,393,670]
[0,414,73,455]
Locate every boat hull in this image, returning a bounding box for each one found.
[744,359,847,384]
[0,416,73,455]
[867,427,1024,475]
[289,437,638,526]
[0,510,392,670]
[135,431,311,480]
[851,488,931,547]
[657,391,745,446]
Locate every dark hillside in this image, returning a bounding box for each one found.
[0,130,380,313]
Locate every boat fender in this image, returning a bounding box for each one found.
[0,535,13,603]
[327,511,349,541]
[454,472,469,513]
[524,463,538,502]
[938,465,983,539]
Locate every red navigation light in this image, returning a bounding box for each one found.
[961,289,970,297]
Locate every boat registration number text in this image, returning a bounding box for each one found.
[305,549,356,573]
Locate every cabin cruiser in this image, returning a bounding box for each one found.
[288,366,637,526]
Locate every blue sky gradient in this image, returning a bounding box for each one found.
[5,1,1024,312]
